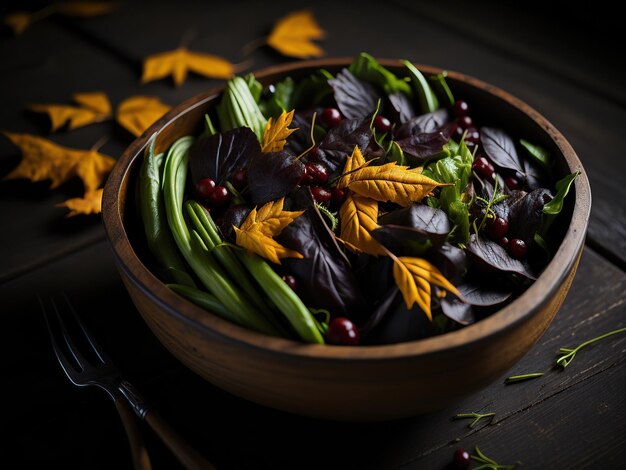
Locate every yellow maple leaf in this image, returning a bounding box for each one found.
[3,132,115,193]
[338,193,385,255]
[57,188,103,216]
[261,110,298,153]
[28,92,112,132]
[141,48,234,87]
[55,1,117,17]
[337,146,369,189]
[267,10,325,59]
[346,161,448,206]
[116,96,171,137]
[3,12,31,35]
[235,197,304,264]
[393,257,461,320]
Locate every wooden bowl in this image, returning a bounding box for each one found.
[102,59,591,421]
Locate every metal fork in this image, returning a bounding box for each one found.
[40,293,214,470]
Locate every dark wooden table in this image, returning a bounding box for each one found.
[2,1,625,468]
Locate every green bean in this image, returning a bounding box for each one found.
[167,283,235,323]
[402,60,440,113]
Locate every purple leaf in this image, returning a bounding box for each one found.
[247,150,304,206]
[480,127,524,174]
[440,296,475,325]
[395,123,456,161]
[328,69,380,119]
[388,92,415,124]
[466,234,536,279]
[394,109,450,140]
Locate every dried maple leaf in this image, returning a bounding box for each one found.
[28,92,112,132]
[262,110,298,153]
[57,188,103,216]
[346,161,447,206]
[337,146,368,189]
[116,96,171,137]
[267,10,325,59]
[393,256,460,320]
[3,132,115,195]
[141,48,234,87]
[339,193,385,255]
[3,12,31,35]
[235,197,304,264]
[55,1,117,17]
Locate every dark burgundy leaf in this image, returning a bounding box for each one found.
[523,157,545,190]
[492,189,527,220]
[440,296,475,325]
[388,92,415,124]
[507,188,553,241]
[278,198,366,319]
[317,115,385,177]
[375,204,451,250]
[454,281,513,306]
[328,69,379,119]
[358,287,398,337]
[394,109,450,140]
[215,204,251,241]
[189,127,260,186]
[432,243,468,282]
[466,234,536,279]
[395,123,455,160]
[480,127,524,174]
[372,225,433,255]
[285,108,322,154]
[247,150,304,205]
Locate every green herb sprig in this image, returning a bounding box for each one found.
[453,411,495,428]
[556,327,626,368]
[504,372,544,384]
[471,446,521,470]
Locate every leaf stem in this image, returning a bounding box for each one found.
[504,372,544,384]
[471,447,520,469]
[556,327,626,368]
[453,411,495,428]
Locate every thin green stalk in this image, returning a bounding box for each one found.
[504,372,545,384]
[454,411,495,428]
[167,283,234,323]
[556,327,626,368]
[471,446,521,469]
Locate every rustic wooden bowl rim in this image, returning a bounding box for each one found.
[103,58,591,362]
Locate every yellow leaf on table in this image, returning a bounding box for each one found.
[3,12,31,35]
[235,197,304,264]
[337,146,368,189]
[267,10,325,59]
[57,188,103,216]
[28,92,112,132]
[393,257,460,320]
[346,161,448,206]
[3,132,115,193]
[338,193,385,255]
[116,96,171,137]
[55,1,117,17]
[261,110,298,153]
[141,48,234,87]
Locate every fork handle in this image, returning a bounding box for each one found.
[144,410,215,470]
[114,397,153,470]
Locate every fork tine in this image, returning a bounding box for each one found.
[39,294,81,384]
[61,293,113,365]
[49,295,96,371]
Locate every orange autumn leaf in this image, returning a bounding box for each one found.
[337,146,369,189]
[338,193,385,255]
[116,96,171,137]
[235,197,304,264]
[55,1,117,17]
[267,10,325,59]
[3,12,31,35]
[141,48,234,87]
[3,132,115,194]
[346,161,448,206]
[261,110,298,153]
[28,92,112,132]
[57,188,103,216]
[393,257,461,320]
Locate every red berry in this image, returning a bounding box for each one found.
[498,236,509,249]
[486,217,509,240]
[508,238,528,259]
[308,146,323,162]
[326,317,360,345]
[209,186,231,208]
[231,168,248,191]
[195,178,216,198]
[458,115,473,130]
[453,448,471,469]
[453,100,469,118]
[310,186,331,203]
[505,177,519,190]
[465,127,480,145]
[320,107,342,128]
[472,156,494,179]
[300,165,314,185]
[331,187,346,205]
[304,162,329,185]
[281,275,297,290]
[373,115,392,133]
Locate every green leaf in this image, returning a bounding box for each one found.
[520,138,552,173]
[200,114,217,138]
[244,73,263,102]
[349,52,412,96]
[216,77,267,141]
[429,71,455,106]
[402,60,439,113]
[544,171,579,215]
[260,76,296,118]
[388,141,406,165]
[291,69,334,108]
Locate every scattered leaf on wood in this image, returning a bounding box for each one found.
[3,132,115,214]
[54,1,117,17]
[141,48,234,86]
[267,10,325,59]
[262,110,298,153]
[339,193,385,255]
[234,197,304,264]
[28,92,112,132]
[346,161,447,206]
[116,95,171,137]
[57,188,103,216]
[393,256,460,320]
[3,12,31,35]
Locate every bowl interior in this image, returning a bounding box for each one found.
[105,59,591,360]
